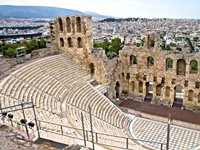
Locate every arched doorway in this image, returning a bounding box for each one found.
[156,85,162,96]
[145,82,153,102]
[165,86,170,98]
[188,90,194,101]
[131,81,135,92]
[139,81,143,93]
[173,85,184,108]
[115,82,120,98]
[89,63,95,77]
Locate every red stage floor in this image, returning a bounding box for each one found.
[119,100,200,125]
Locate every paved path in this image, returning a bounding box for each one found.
[120,100,200,149]
[130,117,200,150]
[119,100,200,124]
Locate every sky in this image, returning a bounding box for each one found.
[0,0,200,19]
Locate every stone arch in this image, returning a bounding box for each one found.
[177,59,186,75]
[130,55,137,65]
[188,90,194,101]
[139,81,143,93]
[89,63,95,77]
[166,58,173,70]
[198,93,200,103]
[66,17,71,33]
[58,17,63,32]
[147,56,154,68]
[173,85,184,107]
[60,38,64,47]
[67,37,73,48]
[145,82,153,95]
[190,60,198,74]
[115,81,120,98]
[165,86,170,97]
[156,85,162,96]
[77,37,82,48]
[76,17,82,33]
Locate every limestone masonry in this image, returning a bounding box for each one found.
[50,15,200,112]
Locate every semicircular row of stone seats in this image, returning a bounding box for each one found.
[0,54,139,149]
[62,81,131,130]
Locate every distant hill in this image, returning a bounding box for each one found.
[100,18,143,23]
[0,5,109,21]
[84,11,110,21]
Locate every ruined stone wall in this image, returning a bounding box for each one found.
[117,46,200,110]
[50,16,109,86]
[50,15,200,110]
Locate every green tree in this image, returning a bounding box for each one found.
[5,47,15,57]
[39,38,46,48]
[94,41,111,53]
[136,43,141,47]
[110,38,123,54]
[166,45,171,50]
[94,38,123,59]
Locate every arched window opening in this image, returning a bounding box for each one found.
[188,90,194,101]
[177,59,186,76]
[67,37,72,48]
[139,81,143,93]
[190,60,198,74]
[165,86,170,97]
[58,18,63,32]
[66,17,71,33]
[130,55,137,65]
[166,58,173,70]
[147,56,154,68]
[77,37,82,48]
[60,38,64,47]
[76,17,82,33]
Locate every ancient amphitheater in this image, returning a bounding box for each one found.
[0,15,200,150]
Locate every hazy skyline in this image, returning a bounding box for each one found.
[0,0,200,19]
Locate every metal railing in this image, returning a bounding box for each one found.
[37,119,166,150]
[0,101,40,139]
[0,102,168,150]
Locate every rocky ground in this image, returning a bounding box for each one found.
[0,124,42,150]
[0,124,90,150]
